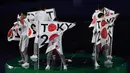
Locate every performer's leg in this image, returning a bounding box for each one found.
[107,27,114,62]
[22,47,28,63]
[21,35,29,69]
[108,41,111,55]
[18,39,24,63]
[47,51,53,66]
[45,50,53,70]
[24,36,29,62]
[96,44,100,61]
[103,44,113,67]
[108,40,113,60]
[45,38,55,70]
[92,43,96,57]
[57,51,67,70]
[103,44,109,61]
[92,43,96,60]
[57,34,67,70]
[21,49,29,69]
[109,26,114,56]
[103,44,112,65]
[93,44,100,69]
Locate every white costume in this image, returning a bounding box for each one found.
[17,14,30,69]
[89,7,116,68]
[89,7,115,43]
[45,33,67,70]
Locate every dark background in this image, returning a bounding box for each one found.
[0,0,130,73]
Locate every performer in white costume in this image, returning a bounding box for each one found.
[90,5,115,57]
[45,33,67,70]
[17,12,30,69]
[89,4,117,69]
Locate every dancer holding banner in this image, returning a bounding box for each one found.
[89,5,119,69]
[45,33,67,70]
[28,8,75,70]
[7,8,75,70]
[90,4,115,58]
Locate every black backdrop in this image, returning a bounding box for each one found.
[0,0,130,73]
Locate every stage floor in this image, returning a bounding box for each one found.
[5,53,127,73]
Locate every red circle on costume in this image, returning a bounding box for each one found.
[28,28,32,36]
[49,34,58,41]
[101,20,107,27]
[8,29,12,37]
[48,24,56,32]
[101,28,107,39]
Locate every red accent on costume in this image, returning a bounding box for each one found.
[101,28,108,39]
[101,20,107,27]
[48,24,56,32]
[28,28,32,36]
[100,19,107,39]
[91,16,96,24]
[8,29,12,37]
[49,34,58,41]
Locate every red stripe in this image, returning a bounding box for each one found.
[91,16,96,24]
[8,29,12,37]
[28,28,32,36]
[49,34,58,41]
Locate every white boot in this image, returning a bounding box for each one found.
[22,62,29,69]
[45,65,50,70]
[105,55,113,65]
[30,55,38,62]
[104,60,113,65]
[6,63,14,69]
[94,61,100,69]
[63,65,67,70]
[107,55,113,60]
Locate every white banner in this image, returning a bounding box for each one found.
[95,13,119,47]
[45,8,56,21]
[36,21,76,48]
[7,8,76,54]
[7,19,36,41]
